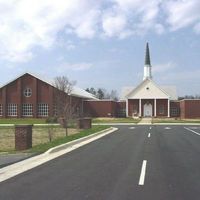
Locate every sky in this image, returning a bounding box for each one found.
[0,0,200,97]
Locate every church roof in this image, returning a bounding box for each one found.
[160,86,177,100]
[121,79,177,100]
[0,72,98,100]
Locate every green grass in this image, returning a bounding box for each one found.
[92,117,140,124]
[27,125,110,153]
[152,118,200,124]
[0,118,48,124]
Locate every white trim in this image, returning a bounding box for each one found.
[126,99,128,117]
[128,97,169,100]
[168,99,170,117]
[139,99,141,117]
[154,99,157,117]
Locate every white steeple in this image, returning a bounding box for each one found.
[143,42,152,80]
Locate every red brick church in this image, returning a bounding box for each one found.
[84,43,200,119]
[0,43,200,119]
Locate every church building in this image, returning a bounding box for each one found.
[124,43,177,118]
[84,43,200,119]
[0,43,199,119]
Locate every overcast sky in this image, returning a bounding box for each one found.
[0,0,200,96]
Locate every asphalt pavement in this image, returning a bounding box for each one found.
[0,125,200,200]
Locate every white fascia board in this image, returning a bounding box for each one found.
[127,97,169,99]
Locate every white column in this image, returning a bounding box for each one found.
[167,99,170,117]
[126,99,128,117]
[139,99,141,117]
[154,99,157,117]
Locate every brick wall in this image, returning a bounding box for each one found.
[180,100,200,118]
[83,100,119,117]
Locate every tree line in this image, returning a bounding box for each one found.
[178,95,200,100]
[85,87,119,101]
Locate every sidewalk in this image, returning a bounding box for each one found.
[0,153,36,168]
[138,117,152,124]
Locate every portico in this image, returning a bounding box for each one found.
[128,97,170,118]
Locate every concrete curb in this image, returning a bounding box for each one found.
[92,123,137,126]
[0,127,118,183]
[93,122,190,126]
[152,123,200,125]
[45,127,115,154]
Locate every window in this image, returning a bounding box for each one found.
[0,104,2,116]
[38,103,48,117]
[24,88,32,97]
[159,105,164,115]
[22,104,33,117]
[8,103,17,116]
[171,107,180,116]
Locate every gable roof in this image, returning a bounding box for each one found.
[160,86,177,100]
[120,86,135,100]
[125,78,175,99]
[0,72,97,100]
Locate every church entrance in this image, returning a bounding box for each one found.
[144,103,152,117]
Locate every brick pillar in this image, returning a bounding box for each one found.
[77,118,92,129]
[15,125,33,151]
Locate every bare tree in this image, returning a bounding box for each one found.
[53,76,77,136]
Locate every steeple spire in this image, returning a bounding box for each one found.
[145,42,151,65]
[143,42,152,80]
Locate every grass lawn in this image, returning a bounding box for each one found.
[92,117,140,124]
[0,118,48,124]
[0,125,110,153]
[28,125,110,153]
[152,118,200,124]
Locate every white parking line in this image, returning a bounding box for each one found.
[129,127,135,129]
[165,127,171,130]
[148,133,151,138]
[184,127,200,136]
[138,160,147,186]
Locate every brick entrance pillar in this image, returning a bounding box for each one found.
[77,118,92,129]
[15,125,33,151]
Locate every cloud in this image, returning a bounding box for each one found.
[0,0,100,62]
[102,14,128,38]
[164,0,200,31]
[56,62,93,72]
[1,0,200,63]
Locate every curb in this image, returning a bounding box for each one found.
[0,127,118,183]
[92,123,137,126]
[93,123,200,126]
[45,127,114,154]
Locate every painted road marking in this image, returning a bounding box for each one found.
[149,127,152,129]
[139,160,147,186]
[165,127,171,130]
[184,127,200,136]
[129,127,135,129]
[148,133,151,138]
[190,127,198,130]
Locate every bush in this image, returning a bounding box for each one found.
[46,117,58,123]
